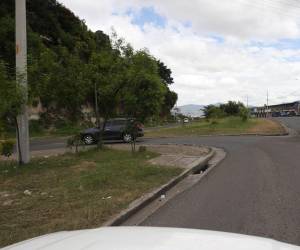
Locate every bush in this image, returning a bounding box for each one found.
[239,107,249,122]
[203,101,247,119]
[139,146,147,153]
[209,107,226,119]
[220,101,244,116]
[67,134,83,154]
[210,120,219,126]
[29,120,43,134]
[1,140,15,158]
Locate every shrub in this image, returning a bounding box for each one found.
[139,146,147,153]
[29,120,43,134]
[239,107,249,122]
[210,107,226,119]
[1,140,15,158]
[210,120,219,126]
[67,134,83,154]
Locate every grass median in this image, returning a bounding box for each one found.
[145,117,285,138]
[0,149,182,247]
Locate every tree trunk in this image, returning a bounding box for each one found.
[14,116,23,165]
[94,82,100,127]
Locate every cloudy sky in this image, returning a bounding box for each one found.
[60,0,300,106]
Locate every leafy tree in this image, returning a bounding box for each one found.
[220,101,245,116]
[203,101,247,119]
[202,105,225,119]
[0,61,24,163]
[1,0,177,130]
[239,106,250,121]
[156,60,177,118]
[161,90,178,118]
[122,50,167,122]
[157,60,174,85]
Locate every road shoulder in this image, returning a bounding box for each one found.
[103,144,221,226]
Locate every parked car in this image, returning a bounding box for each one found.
[287,111,297,117]
[81,118,144,145]
[183,118,189,123]
[272,112,281,117]
[280,111,288,117]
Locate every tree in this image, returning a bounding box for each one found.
[202,105,225,119]
[156,60,177,118]
[1,0,178,131]
[0,61,24,163]
[122,50,167,122]
[88,45,129,122]
[220,101,245,116]
[157,60,174,85]
[161,90,178,118]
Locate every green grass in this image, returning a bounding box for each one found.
[146,117,285,137]
[0,149,182,247]
[3,124,84,140]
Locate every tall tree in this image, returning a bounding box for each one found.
[122,51,167,122]
[157,60,174,85]
[0,61,24,162]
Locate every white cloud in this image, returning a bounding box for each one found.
[59,0,300,106]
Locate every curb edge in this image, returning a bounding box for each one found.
[103,148,215,227]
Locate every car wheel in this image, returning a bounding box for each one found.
[123,133,132,143]
[83,134,95,145]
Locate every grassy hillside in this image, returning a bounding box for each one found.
[0,0,177,136]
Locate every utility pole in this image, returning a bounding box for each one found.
[266,90,269,118]
[94,82,100,127]
[246,95,250,118]
[16,0,30,164]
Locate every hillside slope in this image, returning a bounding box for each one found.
[0,0,177,124]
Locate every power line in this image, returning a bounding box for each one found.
[235,0,300,18]
[246,0,300,11]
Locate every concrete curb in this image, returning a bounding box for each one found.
[103,147,216,227]
[144,132,288,140]
[271,119,298,137]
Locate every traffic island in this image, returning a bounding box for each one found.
[0,144,212,248]
[103,144,215,226]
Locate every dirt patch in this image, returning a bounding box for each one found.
[71,161,97,173]
[145,145,210,156]
[247,119,285,134]
[108,144,210,157]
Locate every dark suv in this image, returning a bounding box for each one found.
[81,118,144,145]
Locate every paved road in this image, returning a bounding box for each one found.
[28,118,300,245]
[30,137,67,151]
[274,117,300,135]
[139,118,300,246]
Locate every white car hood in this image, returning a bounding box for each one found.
[2,227,299,250]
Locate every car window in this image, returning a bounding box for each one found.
[105,121,113,127]
[111,120,127,126]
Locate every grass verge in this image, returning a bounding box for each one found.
[145,117,285,138]
[0,149,182,247]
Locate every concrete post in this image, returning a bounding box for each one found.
[16,0,30,164]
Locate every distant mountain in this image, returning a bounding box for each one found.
[173,104,205,117]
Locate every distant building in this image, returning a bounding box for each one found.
[252,101,300,117]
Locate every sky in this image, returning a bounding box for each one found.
[59,0,300,106]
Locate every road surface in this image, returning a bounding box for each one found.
[29,118,300,245]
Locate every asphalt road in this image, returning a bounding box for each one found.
[140,118,300,246]
[29,118,300,245]
[274,117,300,135]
